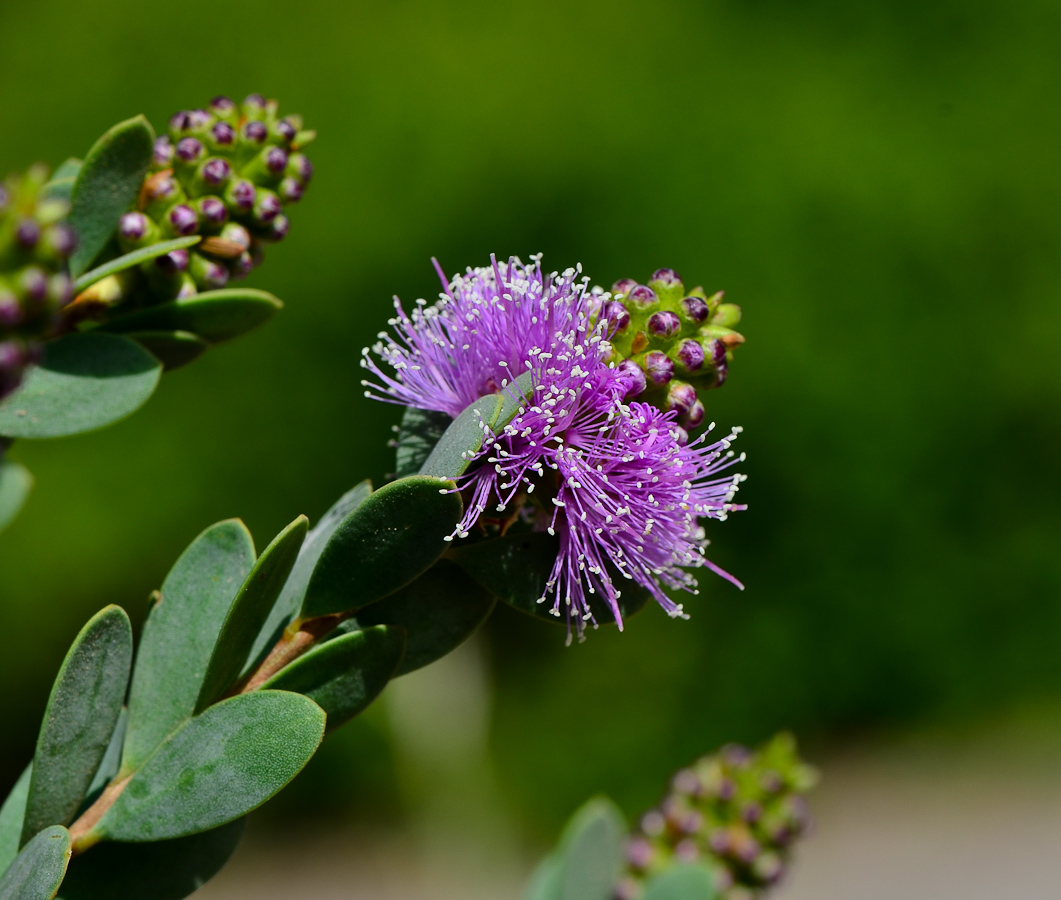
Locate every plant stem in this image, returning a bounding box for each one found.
[67,773,132,856]
[238,613,345,694]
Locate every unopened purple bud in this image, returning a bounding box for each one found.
[647,310,680,338]
[254,191,282,223]
[676,339,704,372]
[176,137,205,163]
[601,300,630,334]
[192,255,229,289]
[243,121,268,144]
[640,811,665,836]
[45,224,77,259]
[673,768,702,795]
[119,212,150,242]
[717,777,736,801]
[709,829,731,854]
[706,337,727,368]
[16,220,40,249]
[210,95,236,116]
[145,174,182,206]
[754,853,784,884]
[219,222,252,251]
[674,839,699,863]
[681,810,703,834]
[611,277,637,295]
[20,267,47,302]
[683,400,705,429]
[48,273,73,307]
[153,136,175,168]
[265,146,289,174]
[617,358,647,399]
[198,197,228,227]
[201,157,231,186]
[624,837,654,869]
[742,801,763,824]
[665,382,697,416]
[279,177,304,203]
[244,93,267,111]
[188,109,211,130]
[0,340,23,369]
[287,153,313,184]
[228,179,256,212]
[737,837,761,864]
[170,111,191,133]
[0,292,22,327]
[626,284,657,309]
[168,204,199,236]
[211,121,235,146]
[155,248,189,276]
[643,351,673,386]
[651,267,682,287]
[723,744,753,766]
[761,771,784,794]
[276,118,297,142]
[229,251,253,280]
[261,214,289,242]
[681,295,710,323]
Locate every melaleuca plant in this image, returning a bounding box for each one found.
[0,94,315,532]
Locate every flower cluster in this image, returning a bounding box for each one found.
[0,165,76,399]
[363,256,746,639]
[615,733,818,900]
[599,268,745,432]
[112,94,314,305]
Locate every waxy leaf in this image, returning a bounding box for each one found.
[196,516,309,712]
[122,521,255,775]
[0,826,70,900]
[101,289,282,343]
[524,798,625,900]
[0,334,161,439]
[356,560,495,674]
[97,692,324,842]
[126,331,207,372]
[0,767,31,876]
[243,483,372,676]
[0,460,33,533]
[69,116,154,277]
[419,393,502,480]
[301,476,462,618]
[55,819,243,900]
[52,159,83,182]
[72,237,202,294]
[642,866,718,900]
[395,406,451,478]
[22,607,132,845]
[82,710,126,810]
[263,625,404,730]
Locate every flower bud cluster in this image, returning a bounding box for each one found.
[615,733,817,900]
[0,165,77,399]
[599,268,744,433]
[122,94,314,302]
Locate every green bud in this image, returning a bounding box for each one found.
[712,303,742,329]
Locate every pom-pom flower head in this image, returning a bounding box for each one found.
[363,256,746,640]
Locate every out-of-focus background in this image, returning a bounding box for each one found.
[2,1,1060,897]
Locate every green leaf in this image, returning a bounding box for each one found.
[68,116,155,277]
[300,476,462,618]
[195,516,309,713]
[263,625,405,730]
[55,820,243,900]
[243,482,372,676]
[356,560,495,674]
[100,289,282,343]
[641,865,718,900]
[122,521,255,775]
[523,855,563,900]
[96,692,324,842]
[497,370,535,424]
[546,798,626,900]
[0,826,70,900]
[448,532,649,626]
[72,237,202,294]
[0,460,33,533]
[0,766,31,876]
[126,331,208,372]
[40,179,75,205]
[419,393,502,480]
[0,334,161,439]
[22,607,132,845]
[52,159,83,182]
[82,710,126,810]
[395,406,451,478]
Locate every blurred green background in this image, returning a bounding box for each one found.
[1,0,1059,843]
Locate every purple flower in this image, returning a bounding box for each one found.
[363,256,746,639]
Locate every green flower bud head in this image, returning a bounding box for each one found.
[600,268,744,436]
[615,733,817,900]
[0,164,77,399]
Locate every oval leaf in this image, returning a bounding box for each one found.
[0,766,31,876]
[555,798,626,900]
[263,625,405,730]
[122,521,255,775]
[395,406,451,479]
[0,826,70,900]
[69,116,155,277]
[100,289,282,343]
[82,710,126,811]
[55,820,243,900]
[126,331,207,372]
[642,865,718,900]
[242,483,372,678]
[301,476,462,618]
[0,333,161,439]
[72,237,202,294]
[22,607,132,844]
[419,393,502,480]
[448,532,649,626]
[96,692,324,842]
[0,460,33,533]
[356,560,495,674]
[195,516,309,713]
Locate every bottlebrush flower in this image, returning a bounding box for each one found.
[362,256,746,639]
